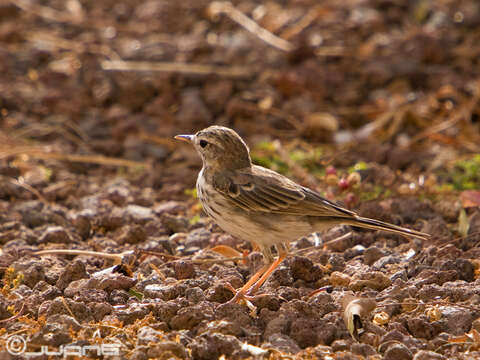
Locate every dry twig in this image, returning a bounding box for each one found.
[280,6,322,40]
[101,60,254,78]
[149,263,167,281]
[208,1,294,52]
[0,147,149,169]
[60,297,78,321]
[6,178,47,203]
[33,249,135,264]
[0,303,25,324]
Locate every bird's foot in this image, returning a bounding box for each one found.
[224,283,257,304]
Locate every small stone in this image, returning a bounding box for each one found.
[351,343,376,357]
[137,326,166,345]
[270,265,294,287]
[364,246,385,265]
[308,293,337,316]
[144,283,184,301]
[150,301,179,324]
[99,207,124,231]
[92,302,113,321]
[169,304,214,330]
[205,282,234,303]
[184,228,210,248]
[390,270,407,282]
[373,255,401,270]
[73,215,91,240]
[114,304,151,325]
[350,271,391,291]
[252,294,282,311]
[174,260,196,280]
[153,201,185,215]
[328,254,346,272]
[439,306,473,335]
[407,316,437,339]
[12,259,46,288]
[265,314,290,338]
[64,278,98,298]
[329,271,351,287]
[200,320,243,337]
[147,341,187,359]
[125,204,155,223]
[343,244,366,260]
[266,333,300,354]
[162,213,189,234]
[331,339,350,352]
[190,333,241,360]
[290,318,335,348]
[39,226,72,244]
[185,287,205,303]
[39,297,92,322]
[96,273,137,292]
[117,224,147,244]
[105,185,130,205]
[383,343,413,360]
[46,314,82,332]
[289,256,323,282]
[413,350,447,360]
[56,260,88,290]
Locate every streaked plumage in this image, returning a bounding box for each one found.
[176,126,430,301]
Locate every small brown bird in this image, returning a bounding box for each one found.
[175,126,429,303]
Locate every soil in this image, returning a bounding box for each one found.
[1,0,480,359]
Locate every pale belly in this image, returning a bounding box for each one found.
[196,169,313,248]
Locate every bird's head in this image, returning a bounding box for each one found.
[175,126,252,171]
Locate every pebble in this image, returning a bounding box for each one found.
[38,226,72,244]
[174,260,196,280]
[413,350,447,360]
[383,343,413,360]
[125,204,155,223]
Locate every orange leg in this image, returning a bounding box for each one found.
[246,253,287,296]
[226,263,270,304]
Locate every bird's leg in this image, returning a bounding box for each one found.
[245,251,286,296]
[225,245,274,304]
[225,263,270,304]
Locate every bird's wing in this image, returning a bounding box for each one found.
[213,165,355,217]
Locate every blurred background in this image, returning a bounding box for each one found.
[1,2,480,357]
[0,0,479,198]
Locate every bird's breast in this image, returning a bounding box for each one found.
[196,169,313,247]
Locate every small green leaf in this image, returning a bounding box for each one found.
[349,161,369,173]
[184,188,198,198]
[189,214,201,225]
[128,288,144,301]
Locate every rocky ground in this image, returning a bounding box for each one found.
[1,0,480,359]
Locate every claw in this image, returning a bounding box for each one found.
[225,282,257,304]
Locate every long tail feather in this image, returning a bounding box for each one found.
[345,216,430,240]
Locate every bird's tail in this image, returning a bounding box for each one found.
[343,216,430,240]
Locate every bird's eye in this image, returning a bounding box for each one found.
[199,140,208,148]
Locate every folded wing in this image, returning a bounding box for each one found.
[213,165,355,217]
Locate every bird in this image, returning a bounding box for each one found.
[175,125,430,303]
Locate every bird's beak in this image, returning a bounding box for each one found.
[174,134,194,143]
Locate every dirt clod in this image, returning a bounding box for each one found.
[1,1,478,358]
